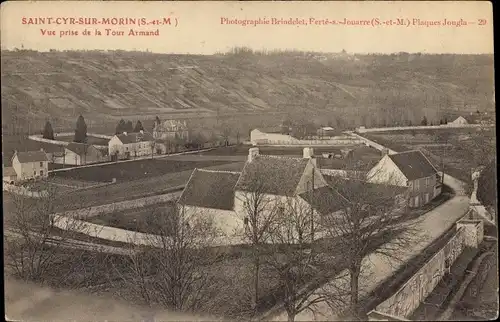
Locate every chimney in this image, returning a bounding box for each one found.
[303,147,317,167]
[382,148,389,156]
[123,132,127,136]
[248,147,259,163]
[140,130,144,134]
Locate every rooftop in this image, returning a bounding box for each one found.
[115,131,154,144]
[388,150,438,181]
[66,142,96,155]
[13,150,49,163]
[235,155,310,196]
[178,169,241,211]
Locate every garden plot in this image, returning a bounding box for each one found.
[52,158,235,183]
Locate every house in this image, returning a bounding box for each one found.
[56,143,105,165]
[366,150,441,208]
[153,119,189,141]
[108,131,154,160]
[3,167,17,184]
[11,149,49,181]
[178,147,345,241]
[448,116,468,125]
[317,126,337,137]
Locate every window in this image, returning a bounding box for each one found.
[40,170,44,176]
[244,217,249,225]
[425,177,430,187]
[278,206,285,216]
[414,180,420,190]
[40,162,43,167]
[34,170,37,176]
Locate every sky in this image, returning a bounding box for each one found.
[0,1,494,54]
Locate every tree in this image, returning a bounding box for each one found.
[237,176,280,310]
[421,116,428,126]
[219,122,232,146]
[134,120,144,132]
[149,140,156,159]
[4,180,100,287]
[125,120,134,133]
[42,121,54,140]
[115,119,127,134]
[477,160,496,208]
[435,131,451,185]
[74,115,87,143]
[113,205,221,311]
[264,197,331,322]
[322,173,418,318]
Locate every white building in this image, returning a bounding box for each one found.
[108,131,154,160]
[448,116,468,125]
[11,149,49,181]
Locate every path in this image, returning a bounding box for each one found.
[4,229,136,256]
[268,136,470,321]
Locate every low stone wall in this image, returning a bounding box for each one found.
[28,135,69,146]
[370,221,484,319]
[356,124,491,133]
[55,191,182,219]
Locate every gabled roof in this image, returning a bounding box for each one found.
[299,185,347,215]
[66,142,97,155]
[13,150,49,163]
[178,169,241,210]
[235,155,310,196]
[388,150,438,181]
[115,131,154,144]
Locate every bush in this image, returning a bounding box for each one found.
[477,161,496,207]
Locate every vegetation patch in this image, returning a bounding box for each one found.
[52,159,234,182]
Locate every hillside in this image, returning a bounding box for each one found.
[1,50,495,135]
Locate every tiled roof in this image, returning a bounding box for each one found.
[14,151,49,163]
[324,176,407,205]
[66,142,96,155]
[3,166,17,177]
[235,155,310,196]
[299,185,347,215]
[116,131,154,144]
[388,150,438,181]
[178,169,241,210]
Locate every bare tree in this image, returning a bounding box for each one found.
[149,139,156,159]
[113,205,221,312]
[4,180,95,284]
[434,130,451,185]
[264,196,331,322]
[237,179,280,310]
[321,172,419,318]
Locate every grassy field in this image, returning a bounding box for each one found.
[363,127,496,183]
[54,135,110,146]
[86,202,176,234]
[52,158,233,183]
[2,50,493,137]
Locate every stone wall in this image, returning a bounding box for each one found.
[356,124,491,133]
[54,191,182,219]
[372,227,466,319]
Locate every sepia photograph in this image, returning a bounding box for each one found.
[1,1,497,321]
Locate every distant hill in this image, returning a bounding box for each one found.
[1,50,494,135]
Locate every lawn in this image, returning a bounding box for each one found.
[52,159,234,183]
[85,202,176,234]
[54,135,110,146]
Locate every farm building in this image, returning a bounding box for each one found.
[366,150,441,208]
[250,128,297,145]
[178,147,350,241]
[317,126,337,137]
[3,167,17,184]
[11,149,49,181]
[448,116,468,125]
[108,131,154,160]
[153,119,189,141]
[54,142,106,165]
